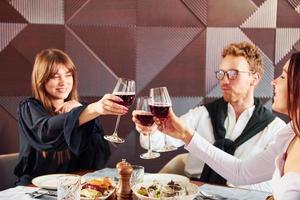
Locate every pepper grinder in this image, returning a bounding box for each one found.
[116,159,133,200]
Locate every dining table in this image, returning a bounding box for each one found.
[27,169,204,200]
[0,168,272,200]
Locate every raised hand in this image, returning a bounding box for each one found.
[132,110,157,135]
[155,107,193,144]
[55,100,82,114]
[95,94,128,116]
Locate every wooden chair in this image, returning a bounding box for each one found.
[0,153,19,190]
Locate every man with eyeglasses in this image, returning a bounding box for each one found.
[133,41,286,192]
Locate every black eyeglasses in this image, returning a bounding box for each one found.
[215,69,253,80]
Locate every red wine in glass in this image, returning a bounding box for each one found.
[149,87,177,152]
[104,78,135,144]
[136,97,160,159]
[136,112,155,126]
[114,92,135,108]
[149,104,170,118]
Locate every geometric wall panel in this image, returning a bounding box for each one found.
[275,28,300,64]
[251,0,268,7]
[277,0,300,27]
[136,27,201,93]
[0,106,19,154]
[64,0,89,22]
[0,45,32,96]
[0,0,27,23]
[10,25,65,63]
[65,27,118,96]
[182,0,208,26]
[137,0,202,27]
[0,23,27,51]
[241,28,276,62]
[67,0,136,26]
[207,0,256,27]
[255,52,275,98]
[10,0,64,24]
[0,96,26,120]
[139,30,206,97]
[287,0,300,14]
[241,0,277,28]
[136,31,206,97]
[171,97,203,116]
[68,25,136,79]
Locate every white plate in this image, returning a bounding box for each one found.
[143,173,189,184]
[132,181,199,200]
[32,174,85,190]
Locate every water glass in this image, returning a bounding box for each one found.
[130,165,144,186]
[57,175,81,200]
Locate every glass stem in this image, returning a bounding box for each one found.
[113,115,121,136]
[147,134,152,153]
[164,134,168,147]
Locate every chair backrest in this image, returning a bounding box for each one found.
[0,153,19,191]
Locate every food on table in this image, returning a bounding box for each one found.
[80,177,115,199]
[137,180,185,198]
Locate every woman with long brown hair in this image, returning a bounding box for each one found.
[14,49,128,185]
[155,51,300,199]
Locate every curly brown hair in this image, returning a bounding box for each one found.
[222,41,263,76]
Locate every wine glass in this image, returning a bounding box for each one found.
[104,78,135,143]
[135,97,160,159]
[149,87,177,152]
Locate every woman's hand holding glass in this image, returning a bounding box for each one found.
[155,107,194,145]
[95,93,128,116]
[104,78,135,143]
[149,87,177,152]
[132,111,157,136]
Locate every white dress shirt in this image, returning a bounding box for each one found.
[140,103,286,192]
[185,123,300,200]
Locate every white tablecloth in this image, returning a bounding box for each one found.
[0,168,272,200]
[0,186,39,200]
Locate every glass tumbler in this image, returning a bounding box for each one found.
[57,175,81,200]
[130,165,145,187]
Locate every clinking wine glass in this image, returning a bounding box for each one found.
[135,97,160,159]
[104,78,135,143]
[149,87,177,152]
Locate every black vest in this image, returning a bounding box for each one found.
[199,98,275,185]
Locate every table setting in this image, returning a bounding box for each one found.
[0,162,271,200]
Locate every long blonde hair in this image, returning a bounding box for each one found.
[32,49,79,115]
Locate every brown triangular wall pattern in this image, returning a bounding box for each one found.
[0,0,28,23]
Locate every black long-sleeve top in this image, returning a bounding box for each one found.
[14,97,111,185]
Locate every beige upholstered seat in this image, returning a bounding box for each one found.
[159,153,188,176]
[0,153,19,190]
